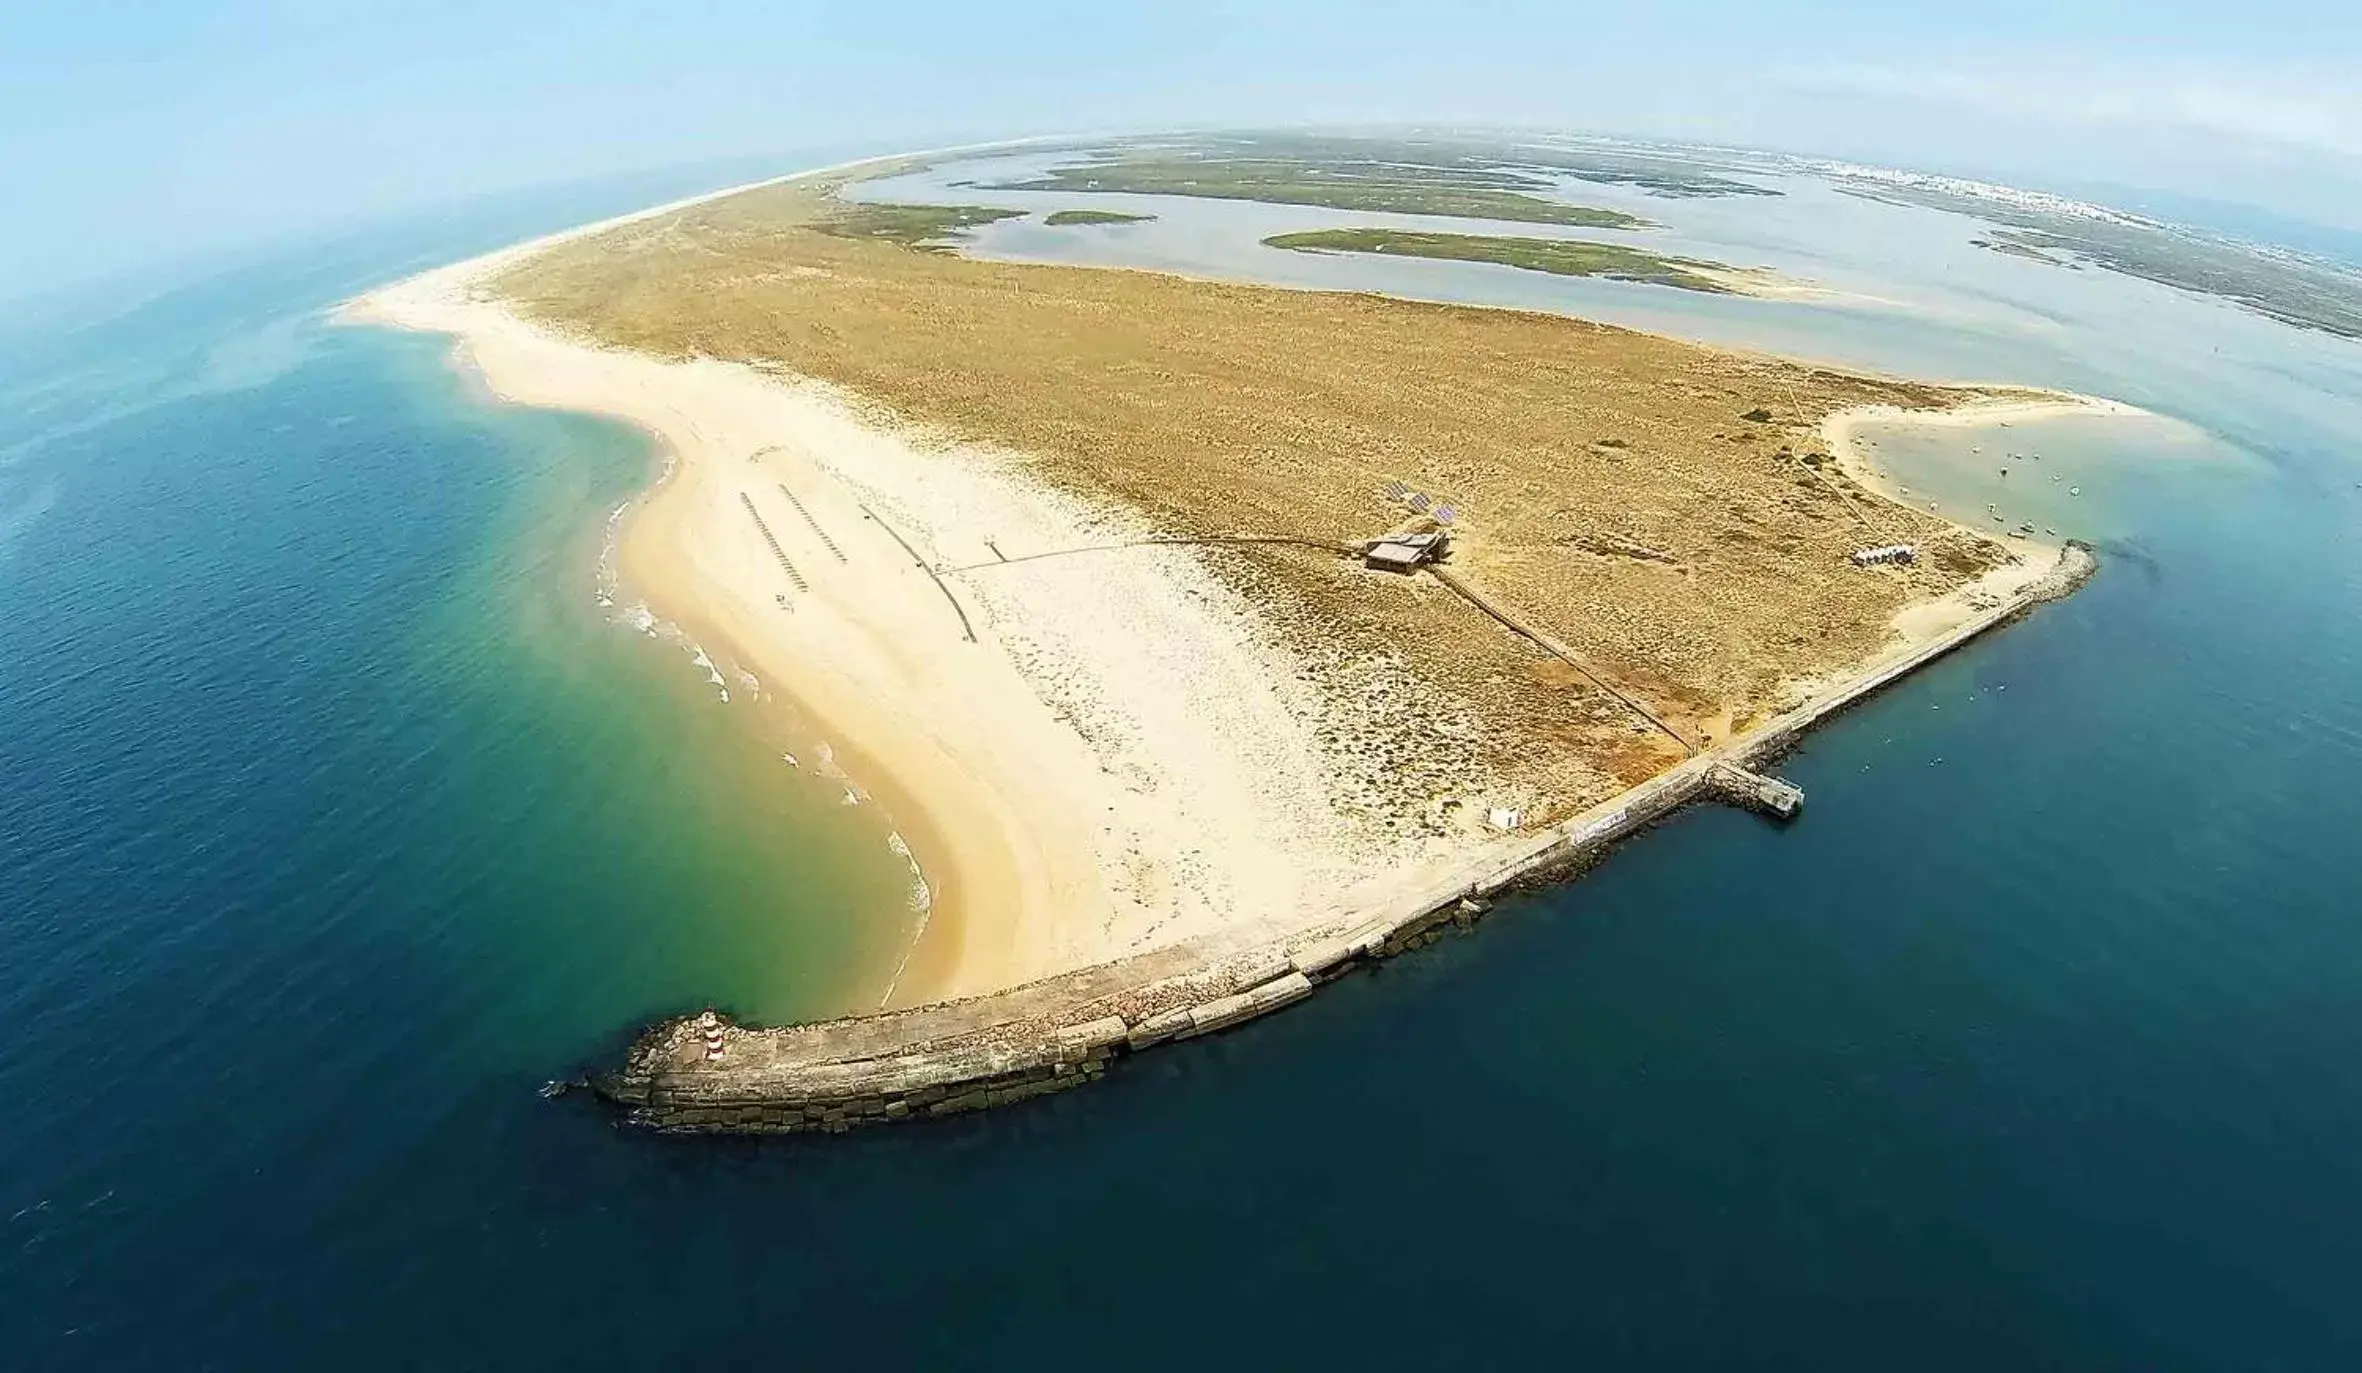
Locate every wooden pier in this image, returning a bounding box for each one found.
[1707,764,1805,821]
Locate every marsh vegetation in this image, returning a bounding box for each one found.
[1264,227,1745,293]
[1044,209,1157,226]
[993,152,1650,228]
[812,201,1026,249]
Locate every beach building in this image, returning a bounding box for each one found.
[1366,529,1449,573]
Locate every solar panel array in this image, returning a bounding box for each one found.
[1382,482,1458,526]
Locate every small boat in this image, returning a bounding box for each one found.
[2069,486,2082,496]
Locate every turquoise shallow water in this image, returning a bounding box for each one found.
[6,149,2362,1368]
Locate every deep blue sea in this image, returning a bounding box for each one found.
[5,149,2362,1370]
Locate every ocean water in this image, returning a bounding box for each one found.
[6,148,2362,1369]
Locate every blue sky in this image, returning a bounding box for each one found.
[6,1,2360,300]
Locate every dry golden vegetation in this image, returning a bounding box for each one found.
[496,175,2013,827]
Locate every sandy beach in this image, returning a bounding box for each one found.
[1822,391,2149,509]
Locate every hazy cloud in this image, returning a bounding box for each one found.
[1783,58,2362,160]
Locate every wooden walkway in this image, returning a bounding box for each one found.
[739,493,809,593]
[860,503,976,643]
[1428,565,1695,754]
[777,484,848,563]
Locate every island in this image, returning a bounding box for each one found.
[992,147,1651,227]
[345,146,2104,1133]
[1044,208,1156,226]
[1972,233,2074,267]
[1263,226,1763,294]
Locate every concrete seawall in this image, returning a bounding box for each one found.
[595,544,2096,1134]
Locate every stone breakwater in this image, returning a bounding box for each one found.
[595,545,2096,1135]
